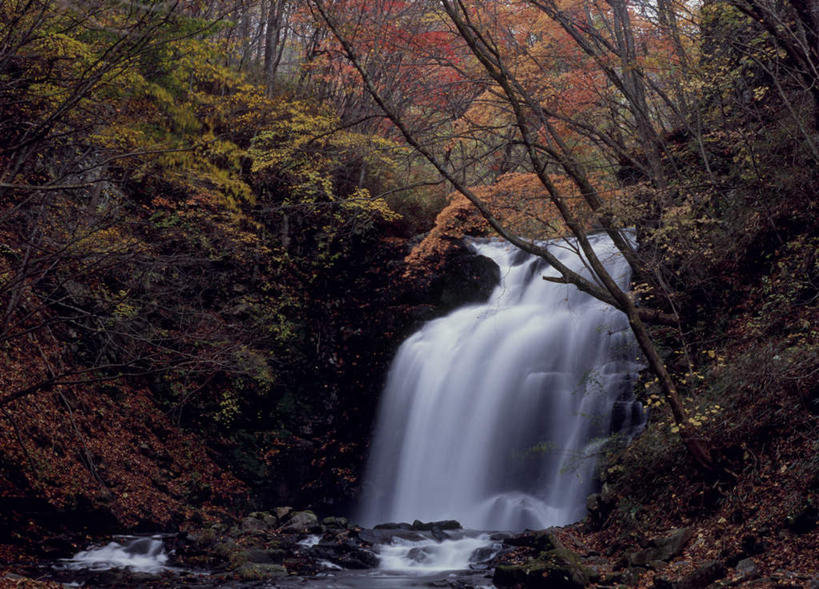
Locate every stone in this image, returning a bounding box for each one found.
[785,500,818,533]
[355,528,378,544]
[373,522,412,530]
[651,528,693,560]
[309,542,379,569]
[357,527,427,545]
[184,528,218,548]
[504,529,560,552]
[493,540,592,588]
[469,545,499,565]
[654,561,727,589]
[281,510,320,533]
[322,516,348,529]
[235,563,287,581]
[627,528,692,567]
[213,540,243,564]
[586,493,601,513]
[438,251,499,311]
[606,567,643,586]
[736,557,760,580]
[257,511,279,528]
[241,516,267,533]
[411,519,462,531]
[407,546,432,563]
[493,555,591,588]
[585,493,608,530]
[408,239,501,318]
[274,506,294,521]
[245,548,277,564]
[676,560,727,589]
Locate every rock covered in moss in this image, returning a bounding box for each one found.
[280,510,320,533]
[494,530,593,588]
[322,516,349,529]
[493,550,592,588]
[235,562,287,580]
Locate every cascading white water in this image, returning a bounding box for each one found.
[359,234,644,532]
[63,536,170,573]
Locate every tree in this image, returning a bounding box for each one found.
[308,0,718,470]
[725,0,819,131]
[0,0,278,410]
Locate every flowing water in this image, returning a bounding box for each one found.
[359,234,644,532]
[60,535,172,574]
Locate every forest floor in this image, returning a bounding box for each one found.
[555,399,819,587]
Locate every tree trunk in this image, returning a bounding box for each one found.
[624,303,714,471]
[263,0,287,95]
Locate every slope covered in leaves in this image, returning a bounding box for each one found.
[0,0,429,555]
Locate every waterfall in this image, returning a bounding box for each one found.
[358,234,644,531]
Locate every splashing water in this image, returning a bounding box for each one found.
[377,532,501,573]
[63,536,170,574]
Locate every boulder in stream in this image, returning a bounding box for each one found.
[280,510,320,533]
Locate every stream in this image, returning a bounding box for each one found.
[49,531,501,588]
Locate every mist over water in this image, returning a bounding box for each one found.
[359,235,644,531]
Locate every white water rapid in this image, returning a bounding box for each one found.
[377,532,501,573]
[63,535,170,573]
[359,234,644,532]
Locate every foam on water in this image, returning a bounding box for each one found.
[299,534,322,548]
[377,533,501,573]
[63,536,169,574]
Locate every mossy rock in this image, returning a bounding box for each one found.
[281,510,320,533]
[235,563,288,581]
[322,516,349,529]
[493,545,592,588]
[504,529,560,552]
[213,540,243,564]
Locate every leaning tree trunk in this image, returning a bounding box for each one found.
[624,302,714,471]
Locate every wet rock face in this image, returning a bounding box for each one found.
[308,542,379,570]
[436,246,500,311]
[404,239,501,320]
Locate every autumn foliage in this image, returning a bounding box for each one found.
[0,0,411,542]
[1,0,818,580]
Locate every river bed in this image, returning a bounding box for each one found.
[43,529,501,588]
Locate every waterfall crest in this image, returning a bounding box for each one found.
[358,234,644,531]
